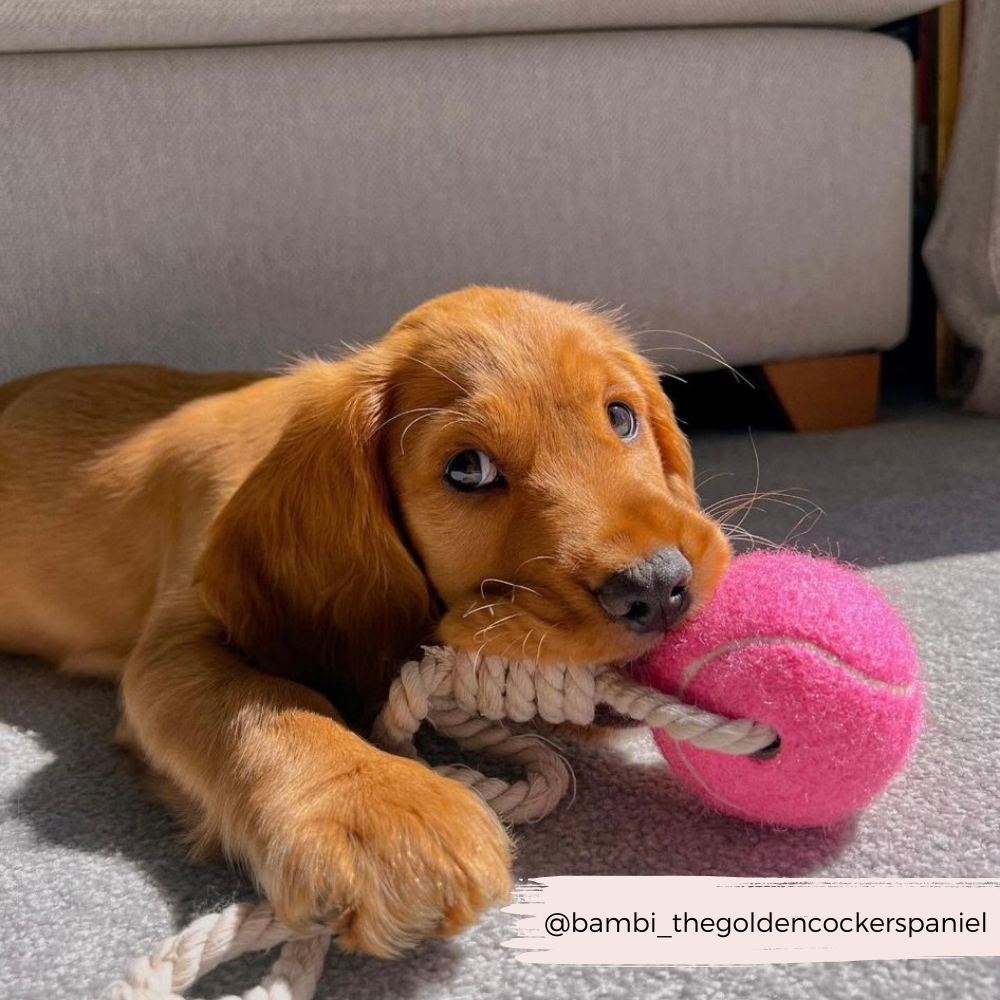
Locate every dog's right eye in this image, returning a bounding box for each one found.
[443,450,504,492]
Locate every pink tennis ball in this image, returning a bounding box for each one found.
[633,550,922,827]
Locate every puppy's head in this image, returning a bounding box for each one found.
[198,287,730,720]
[379,287,731,666]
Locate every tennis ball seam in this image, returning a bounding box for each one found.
[671,740,755,818]
[678,636,917,697]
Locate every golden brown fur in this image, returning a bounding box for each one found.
[0,287,730,956]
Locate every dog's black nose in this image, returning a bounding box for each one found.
[594,548,692,634]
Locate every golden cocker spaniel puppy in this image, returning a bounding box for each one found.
[0,287,730,956]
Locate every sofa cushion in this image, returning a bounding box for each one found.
[0,29,914,379]
[0,0,940,55]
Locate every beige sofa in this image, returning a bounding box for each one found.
[0,1,936,398]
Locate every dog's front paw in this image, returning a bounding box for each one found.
[258,751,513,957]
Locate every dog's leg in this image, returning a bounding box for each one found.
[121,590,512,958]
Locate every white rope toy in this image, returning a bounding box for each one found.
[372,646,776,823]
[110,646,776,1000]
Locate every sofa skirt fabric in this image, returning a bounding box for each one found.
[0,28,913,379]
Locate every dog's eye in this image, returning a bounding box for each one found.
[443,450,504,492]
[608,402,638,441]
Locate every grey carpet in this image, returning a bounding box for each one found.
[2,402,998,999]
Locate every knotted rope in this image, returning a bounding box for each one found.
[371,646,776,823]
[109,646,776,1000]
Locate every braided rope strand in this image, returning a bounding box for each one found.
[109,902,323,1000]
[109,646,775,1000]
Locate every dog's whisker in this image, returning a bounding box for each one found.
[478,579,516,611]
[471,644,489,671]
[398,410,447,455]
[639,344,753,388]
[718,522,762,541]
[410,357,469,395]
[720,529,769,551]
[696,470,734,489]
[717,438,822,545]
[492,635,526,661]
[534,625,558,665]
[734,429,764,533]
[664,348,751,387]
[472,613,526,642]
[633,326,735,366]
[377,406,464,438]
[378,406,448,429]
[719,524,788,551]
[476,630,527,661]
[643,357,680,372]
[463,601,504,619]
[695,471,735,507]
[643,357,686,384]
[520,629,535,661]
[779,506,825,546]
[704,487,813,518]
[705,486,810,506]
[709,497,822,533]
[512,554,557,576]
[480,578,540,598]
[710,495,815,523]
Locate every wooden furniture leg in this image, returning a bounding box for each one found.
[763,352,881,432]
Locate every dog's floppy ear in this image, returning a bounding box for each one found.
[195,358,431,715]
[626,353,698,507]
